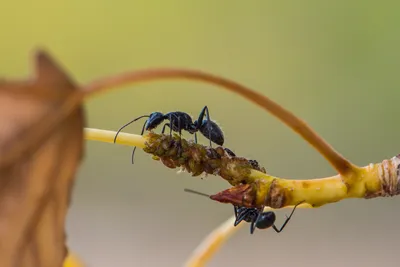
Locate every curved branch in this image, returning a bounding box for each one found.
[184,215,241,267]
[83,68,356,175]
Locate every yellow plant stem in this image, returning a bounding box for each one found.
[84,128,147,147]
[243,165,382,208]
[213,160,396,210]
[184,215,240,267]
[84,127,399,209]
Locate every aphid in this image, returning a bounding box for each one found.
[184,188,304,234]
[249,160,262,170]
[224,148,236,157]
[114,106,224,164]
[222,148,266,173]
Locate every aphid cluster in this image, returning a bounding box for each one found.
[143,132,266,183]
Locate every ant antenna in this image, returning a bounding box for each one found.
[113,115,150,143]
[184,188,211,198]
[131,118,148,164]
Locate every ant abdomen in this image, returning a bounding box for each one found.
[255,212,276,229]
[198,120,224,146]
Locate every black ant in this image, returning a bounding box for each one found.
[113,106,224,164]
[184,188,304,234]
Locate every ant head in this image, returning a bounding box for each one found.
[199,120,224,146]
[146,112,165,130]
[255,211,276,229]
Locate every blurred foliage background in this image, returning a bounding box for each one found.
[1,1,400,266]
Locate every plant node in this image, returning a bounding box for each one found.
[366,154,400,198]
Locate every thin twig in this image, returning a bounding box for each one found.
[184,215,240,267]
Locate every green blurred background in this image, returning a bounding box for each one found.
[2,1,400,266]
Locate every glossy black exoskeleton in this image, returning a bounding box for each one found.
[114,106,224,163]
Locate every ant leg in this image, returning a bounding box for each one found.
[140,120,148,135]
[194,132,198,144]
[234,208,252,227]
[253,190,268,227]
[197,106,213,147]
[250,220,256,234]
[161,123,171,134]
[249,203,266,235]
[196,106,207,128]
[177,117,183,157]
[114,115,150,143]
[251,190,270,233]
[203,106,213,147]
[178,116,182,139]
[169,118,173,138]
[272,200,305,233]
[131,119,148,164]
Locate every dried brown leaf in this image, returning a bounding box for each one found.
[0,50,85,267]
